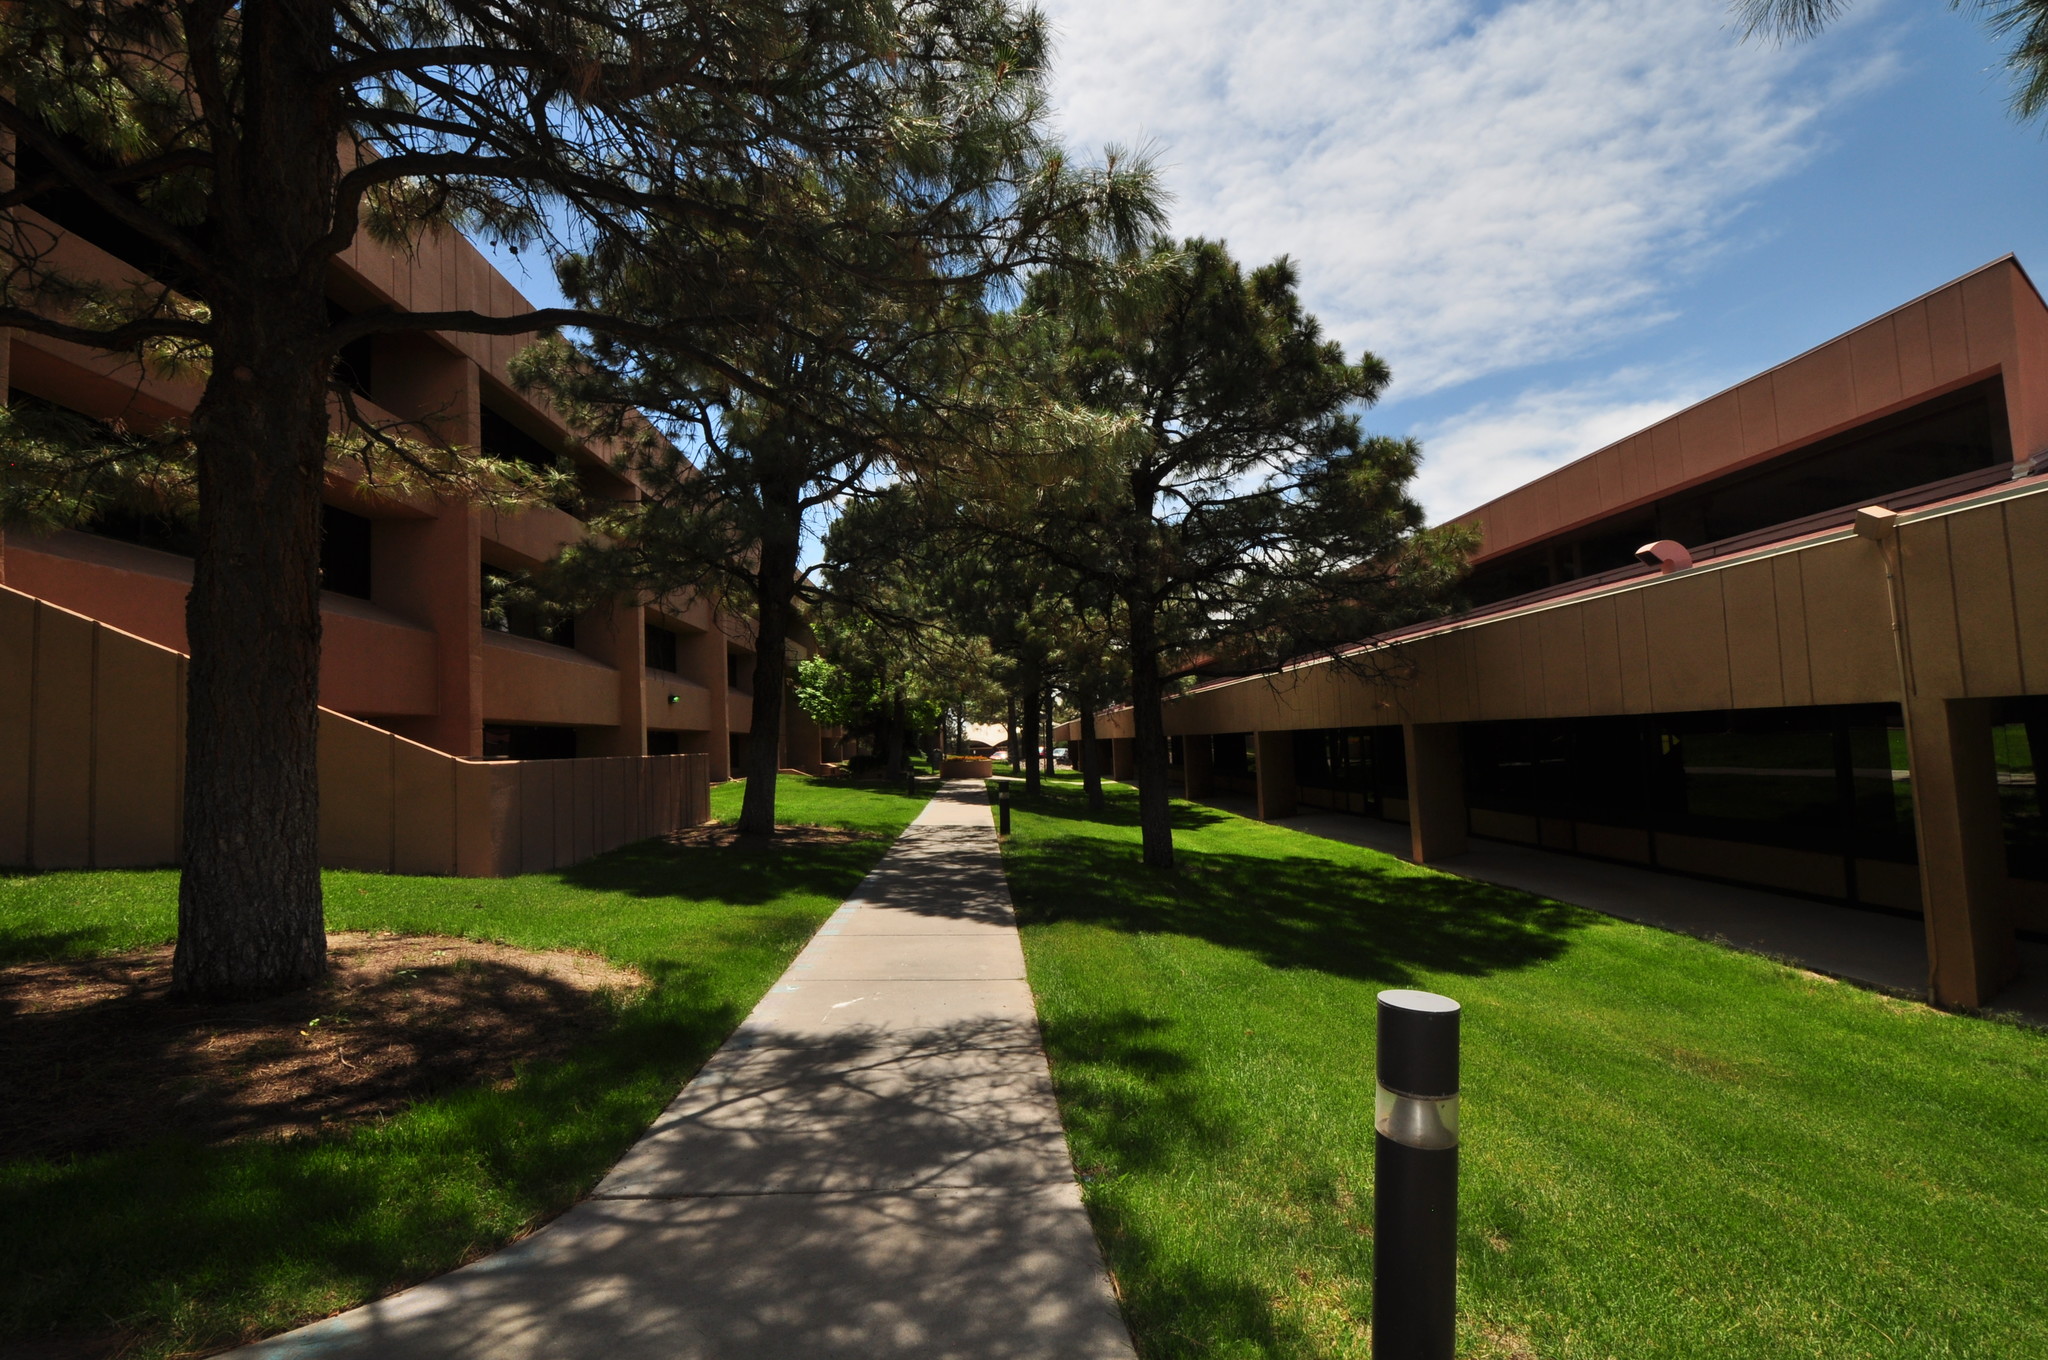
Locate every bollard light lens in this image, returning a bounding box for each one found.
[1375,1084,1459,1150]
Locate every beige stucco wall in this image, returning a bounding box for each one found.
[1161,478,2048,735]
[1,587,709,875]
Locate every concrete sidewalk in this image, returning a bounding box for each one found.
[1194,792,2048,1026]
[230,782,1131,1360]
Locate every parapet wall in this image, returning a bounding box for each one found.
[1,586,709,875]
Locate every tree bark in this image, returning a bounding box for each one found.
[738,512,802,836]
[171,2,344,1001]
[1080,703,1105,813]
[1127,601,1175,869]
[1005,695,1018,774]
[885,692,907,775]
[1044,691,1057,776]
[1020,675,1042,796]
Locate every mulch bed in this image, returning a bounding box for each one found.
[0,933,643,1160]
[665,824,882,850]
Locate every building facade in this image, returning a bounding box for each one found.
[1067,257,2048,1010]
[1,205,834,874]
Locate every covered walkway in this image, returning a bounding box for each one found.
[1195,792,2048,1027]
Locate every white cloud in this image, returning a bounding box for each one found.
[1039,0,1896,396]
[1407,368,1727,519]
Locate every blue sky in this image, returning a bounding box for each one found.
[482,0,2045,523]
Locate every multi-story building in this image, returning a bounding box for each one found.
[1068,256,2048,1010]
[2,212,835,874]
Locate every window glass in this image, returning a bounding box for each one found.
[1994,713,2046,881]
[1675,726,1839,834]
[1849,722,1916,862]
[644,623,679,673]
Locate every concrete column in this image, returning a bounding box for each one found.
[376,503,483,757]
[679,614,730,780]
[784,685,825,774]
[1905,696,2019,1008]
[562,599,642,756]
[1182,732,1214,798]
[1253,730,1297,820]
[371,342,483,757]
[1403,722,1469,864]
[1111,737,1135,782]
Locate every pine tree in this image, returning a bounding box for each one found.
[968,238,1470,868]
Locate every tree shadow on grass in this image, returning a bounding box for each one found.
[1009,788,1589,1359]
[556,836,895,909]
[1009,809,1586,992]
[0,964,747,1359]
[1040,1011,1368,1360]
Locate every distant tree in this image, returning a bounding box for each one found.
[514,0,1159,836]
[1737,0,2048,121]
[966,238,1470,869]
[816,487,998,773]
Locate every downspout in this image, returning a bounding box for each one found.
[1853,505,1937,998]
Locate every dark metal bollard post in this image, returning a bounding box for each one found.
[997,788,1011,836]
[905,769,917,797]
[1372,989,1460,1360]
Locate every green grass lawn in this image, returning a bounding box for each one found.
[1004,782,2048,1360]
[0,774,921,1358]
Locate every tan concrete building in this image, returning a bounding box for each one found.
[1,203,833,874]
[1065,257,2048,1009]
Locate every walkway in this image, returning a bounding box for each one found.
[231,782,1132,1360]
[1196,792,2048,1026]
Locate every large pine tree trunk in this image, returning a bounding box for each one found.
[885,693,906,775]
[171,3,343,1001]
[1128,604,1175,869]
[738,525,801,836]
[1079,703,1104,814]
[1020,676,1042,796]
[1005,696,1017,775]
[1044,691,1056,776]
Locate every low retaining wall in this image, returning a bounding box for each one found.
[1,586,709,875]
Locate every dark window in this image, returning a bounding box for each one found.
[645,624,679,673]
[482,724,578,760]
[479,403,559,473]
[481,567,575,647]
[648,730,683,755]
[10,390,199,557]
[328,301,374,398]
[727,653,749,691]
[13,141,211,295]
[1462,703,1918,901]
[80,502,200,559]
[320,504,373,599]
[1995,696,2048,882]
[480,400,588,517]
[1689,383,2005,544]
[1465,379,2011,606]
[1211,734,1254,778]
[1290,726,1407,814]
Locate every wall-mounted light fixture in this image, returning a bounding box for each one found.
[1634,539,1694,574]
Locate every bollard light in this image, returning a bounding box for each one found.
[1372,988,1460,1360]
[997,787,1011,837]
[906,769,917,797]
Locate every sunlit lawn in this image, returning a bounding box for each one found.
[0,775,919,1358]
[1004,781,2048,1360]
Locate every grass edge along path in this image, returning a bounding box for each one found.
[0,774,923,1359]
[1001,780,2048,1360]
